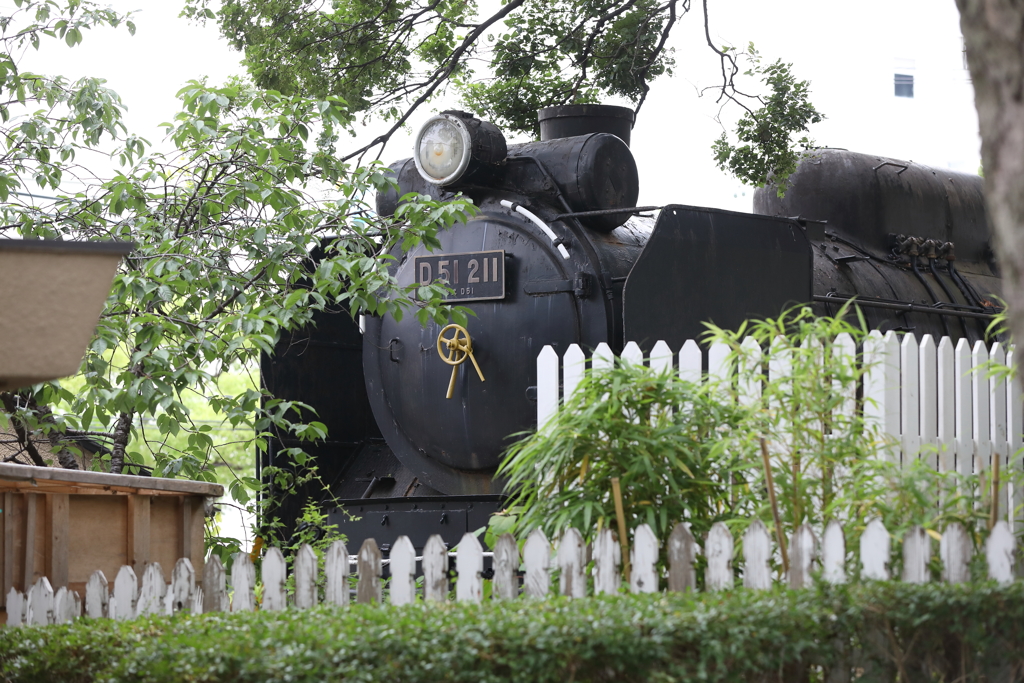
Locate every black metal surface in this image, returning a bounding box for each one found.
[362,197,650,494]
[327,496,504,553]
[622,206,813,351]
[538,104,634,146]
[755,150,1000,343]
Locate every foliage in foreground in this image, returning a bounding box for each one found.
[498,307,1010,574]
[3,583,1024,682]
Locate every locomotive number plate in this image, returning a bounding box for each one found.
[414,250,506,303]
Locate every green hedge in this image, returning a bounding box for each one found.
[2,582,1024,682]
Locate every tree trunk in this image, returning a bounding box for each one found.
[0,392,47,467]
[956,0,1024,350]
[108,411,134,474]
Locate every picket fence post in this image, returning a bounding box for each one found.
[113,565,138,620]
[170,558,195,614]
[203,555,227,613]
[941,522,970,584]
[902,526,930,584]
[822,520,846,584]
[85,570,109,619]
[667,523,697,592]
[324,540,349,607]
[456,533,483,604]
[861,518,890,580]
[523,528,551,598]
[743,520,771,590]
[423,535,448,602]
[356,539,382,604]
[262,547,287,611]
[389,535,416,606]
[557,528,586,598]
[630,524,659,594]
[230,553,255,612]
[593,528,620,595]
[492,533,519,601]
[706,522,733,590]
[294,544,318,609]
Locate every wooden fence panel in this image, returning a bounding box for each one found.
[920,335,938,463]
[593,528,620,595]
[389,535,416,606]
[537,345,559,431]
[937,337,956,475]
[955,338,974,476]
[941,522,970,584]
[294,544,318,610]
[630,524,659,594]
[423,535,448,602]
[667,523,696,592]
[822,520,846,584]
[901,334,921,464]
[324,540,349,607]
[456,533,483,604]
[902,526,929,584]
[706,522,733,591]
[230,554,255,613]
[708,342,731,397]
[170,558,195,614]
[202,555,227,613]
[557,528,586,598]
[137,563,166,617]
[6,587,23,626]
[789,524,816,589]
[650,340,673,376]
[833,332,856,425]
[973,341,992,478]
[492,533,519,601]
[739,337,762,408]
[593,342,614,371]
[523,528,550,598]
[262,547,287,612]
[356,539,382,604]
[679,339,701,384]
[113,564,138,620]
[621,341,644,367]
[986,521,1015,584]
[564,344,586,402]
[26,577,52,626]
[85,570,108,619]
[861,518,890,580]
[743,520,771,590]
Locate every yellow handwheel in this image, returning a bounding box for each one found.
[436,324,485,399]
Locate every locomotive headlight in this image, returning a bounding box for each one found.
[413,112,507,187]
[415,115,472,186]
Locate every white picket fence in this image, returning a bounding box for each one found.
[537,332,1024,523]
[4,517,1019,626]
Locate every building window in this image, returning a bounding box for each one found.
[895,73,914,98]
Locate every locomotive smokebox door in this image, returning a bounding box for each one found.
[623,206,812,350]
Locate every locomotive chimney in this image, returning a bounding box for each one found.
[537,104,635,146]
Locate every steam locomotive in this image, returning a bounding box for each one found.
[261,105,1000,551]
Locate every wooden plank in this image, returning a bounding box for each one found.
[324,540,349,607]
[919,335,938,467]
[563,344,586,403]
[592,342,614,371]
[789,524,816,589]
[229,553,255,612]
[986,520,1015,584]
[630,524,658,594]
[180,497,193,566]
[667,523,697,592]
[389,535,416,606]
[649,340,673,376]
[954,338,974,477]
[742,520,771,590]
[557,528,586,598]
[522,528,550,598]
[678,339,701,385]
[422,535,448,602]
[833,333,856,428]
[822,520,846,584]
[862,331,886,444]
[126,495,150,577]
[860,518,890,580]
[52,587,69,624]
[45,493,69,589]
[202,555,227,613]
[621,341,644,368]
[294,544,318,609]
[940,522,970,584]
[22,493,36,591]
[85,570,109,619]
[883,331,902,451]
[706,522,733,591]
[26,576,52,626]
[901,334,921,465]
[1009,346,1024,534]
[973,340,992,480]
[6,587,23,627]
[901,526,929,584]
[536,345,559,432]
[149,497,180,583]
[356,538,382,604]
[937,337,956,475]
[69,496,127,589]
[137,562,167,616]
[592,528,620,595]
[169,558,194,614]
[708,342,731,398]
[112,565,137,620]
[261,547,287,611]
[455,533,483,604]
[990,343,1009,519]
[738,337,762,408]
[0,463,223,497]
[3,492,14,601]
[768,336,792,454]
[492,533,518,601]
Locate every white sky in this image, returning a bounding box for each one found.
[20,0,980,213]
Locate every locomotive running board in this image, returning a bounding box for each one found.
[623,205,812,351]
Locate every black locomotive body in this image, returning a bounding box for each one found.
[261,105,1000,552]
